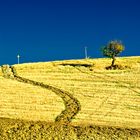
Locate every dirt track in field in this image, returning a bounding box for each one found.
[1,65,81,124]
[1,64,140,139]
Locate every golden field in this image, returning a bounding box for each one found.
[0,56,140,139]
[13,56,140,128]
[0,77,64,121]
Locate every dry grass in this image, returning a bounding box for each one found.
[11,56,140,129]
[0,77,64,121]
[0,56,140,139]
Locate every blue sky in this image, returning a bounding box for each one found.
[0,0,140,65]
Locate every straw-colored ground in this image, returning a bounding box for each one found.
[0,56,140,139]
[13,56,140,128]
[0,76,64,121]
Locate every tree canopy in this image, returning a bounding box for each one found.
[102,40,125,67]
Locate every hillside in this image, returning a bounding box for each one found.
[0,56,140,139]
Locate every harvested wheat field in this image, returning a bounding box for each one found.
[0,56,140,139]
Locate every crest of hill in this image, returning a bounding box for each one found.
[12,56,140,70]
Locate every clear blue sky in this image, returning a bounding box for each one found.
[0,0,140,65]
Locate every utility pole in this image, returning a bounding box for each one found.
[17,54,20,64]
[85,46,88,59]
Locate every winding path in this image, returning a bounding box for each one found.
[1,65,81,124]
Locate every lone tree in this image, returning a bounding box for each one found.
[102,40,125,67]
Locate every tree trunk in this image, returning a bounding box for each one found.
[111,56,115,67]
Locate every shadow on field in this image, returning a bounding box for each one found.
[60,63,93,68]
[0,118,139,140]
